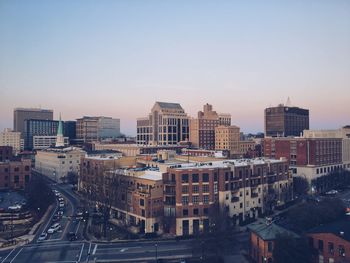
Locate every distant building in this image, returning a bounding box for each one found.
[264,104,309,137]
[215,125,240,154]
[23,119,59,150]
[189,103,231,150]
[0,128,23,154]
[263,137,345,182]
[0,158,31,190]
[0,146,13,162]
[307,219,350,263]
[76,116,120,143]
[13,108,53,138]
[249,221,299,263]
[136,102,189,145]
[34,147,85,183]
[63,121,77,142]
[33,136,69,150]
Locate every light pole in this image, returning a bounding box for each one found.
[155,243,158,262]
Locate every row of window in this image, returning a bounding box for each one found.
[182,184,210,194]
[181,195,210,205]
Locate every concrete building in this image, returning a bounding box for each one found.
[0,158,31,190]
[189,104,231,150]
[76,116,120,143]
[0,128,23,154]
[33,136,69,150]
[34,147,85,183]
[23,119,59,150]
[136,102,190,145]
[215,125,241,155]
[264,104,309,137]
[263,137,344,182]
[13,108,53,137]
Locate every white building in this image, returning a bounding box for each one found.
[0,128,23,153]
[35,147,85,183]
[33,136,69,150]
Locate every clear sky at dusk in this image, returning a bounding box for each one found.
[0,0,349,135]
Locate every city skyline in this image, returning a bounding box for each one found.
[1,0,349,135]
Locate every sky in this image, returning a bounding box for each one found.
[0,0,349,136]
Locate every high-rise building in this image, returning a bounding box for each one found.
[264,104,309,137]
[13,108,53,137]
[137,102,189,145]
[63,121,77,142]
[189,103,231,150]
[0,128,23,153]
[76,116,120,143]
[23,119,59,150]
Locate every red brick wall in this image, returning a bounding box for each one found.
[250,232,274,263]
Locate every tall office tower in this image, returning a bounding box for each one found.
[63,121,77,142]
[23,119,59,150]
[264,104,309,137]
[13,108,53,137]
[0,128,23,153]
[189,103,231,150]
[76,116,120,143]
[136,102,190,145]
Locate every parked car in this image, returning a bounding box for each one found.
[8,204,22,211]
[57,210,63,216]
[59,202,65,208]
[47,223,61,234]
[58,197,64,202]
[38,232,47,241]
[325,190,338,195]
[52,215,61,222]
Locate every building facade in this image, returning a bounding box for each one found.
[76,116,120,143]
[33,136,69,150]
[0,159,31,190]
[0,128,23,153]
[35,147,85,183]
[14,108,53,137]
[264,104,309,137]
[189,104,231,150]
[0,146,13,162]
[23,119,59,150]
[137,102,189,145]
[215,125,241,155]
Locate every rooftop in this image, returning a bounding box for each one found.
[248,221,299,241]
[156,101,183,110]
[308,218,350,243]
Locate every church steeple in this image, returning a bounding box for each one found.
[55,113,65,147]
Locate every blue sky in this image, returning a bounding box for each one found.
[0,0,349,135]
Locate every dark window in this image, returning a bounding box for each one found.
[268,241,273,252]
[203,208,209,215]
[14,176,19,183]
[328,242,334,255]
[182,174,189,183]
[318,240,323,252]
[25,166,30,171]
[140,199,145,206]
[192,174,199,183]
[183,209,188,216]
[339,245,345,257]
[182,186,188,194]
[193,208,199,215]
[202,173,209,182]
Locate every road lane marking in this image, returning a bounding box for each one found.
[9,248,23,263]
[78,243,84,262]
[0,248,15,263]
[75,220,81,235]
[87,242,92,255]
[92,244,98,255]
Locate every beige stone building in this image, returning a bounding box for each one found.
[137,102,189,145]
[189,104,231,150]
[35,147,85,183]
[0,129,23,154]
[215,125,241,154]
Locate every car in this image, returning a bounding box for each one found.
[59,202,65,208]
[58,197,64,202]
[47,223,61,234]
[67,232,78,241]
[57,210,63,216]
[38,232,47,241]
[8,204,22,211]
[52,215,61,222]
[326,190,338,195]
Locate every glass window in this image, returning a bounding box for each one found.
[192,195,199,204]
[192,185,199,193]
[192,174,199,183]
[202,173,209,182]
[182,186,188,194]
[182,196,189,205]
[203,195,209,204]
[182,174,189,183]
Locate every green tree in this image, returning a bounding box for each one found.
[273,234,312,263]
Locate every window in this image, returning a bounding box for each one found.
[203,184,209,193]
[268,241,273,252]
[25,166,30,171]
[139,199,145,206]
[339,245,345,257]
[182,174,189,183]
[183,209,188,216]
[202,173,209,182]
[182,196,189,205]
[203,195,209,204]
[14,176,19,183]
[192,195,199,204]
[193,208,199,215]
[328,242,334,255]
[318,240,323,252]
[203,208,209,215]
[192,185,199,193]
[182,186,188,194]
[192,174,199,183]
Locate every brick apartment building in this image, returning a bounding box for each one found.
[307,219,350,263]
[0,158,31,190]
[0,146,13,162]
[263,137,343,182]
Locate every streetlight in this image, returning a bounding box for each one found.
[155,243,158,262]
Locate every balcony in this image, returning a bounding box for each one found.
[231,196,240,203]
[251,192,259,198]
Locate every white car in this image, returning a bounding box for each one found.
[8,204,22,211]
[58,197,64,202]
[59,202,65,208]
[47,223,61,234]
[326,190,338,195]
[38,232,47,241]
